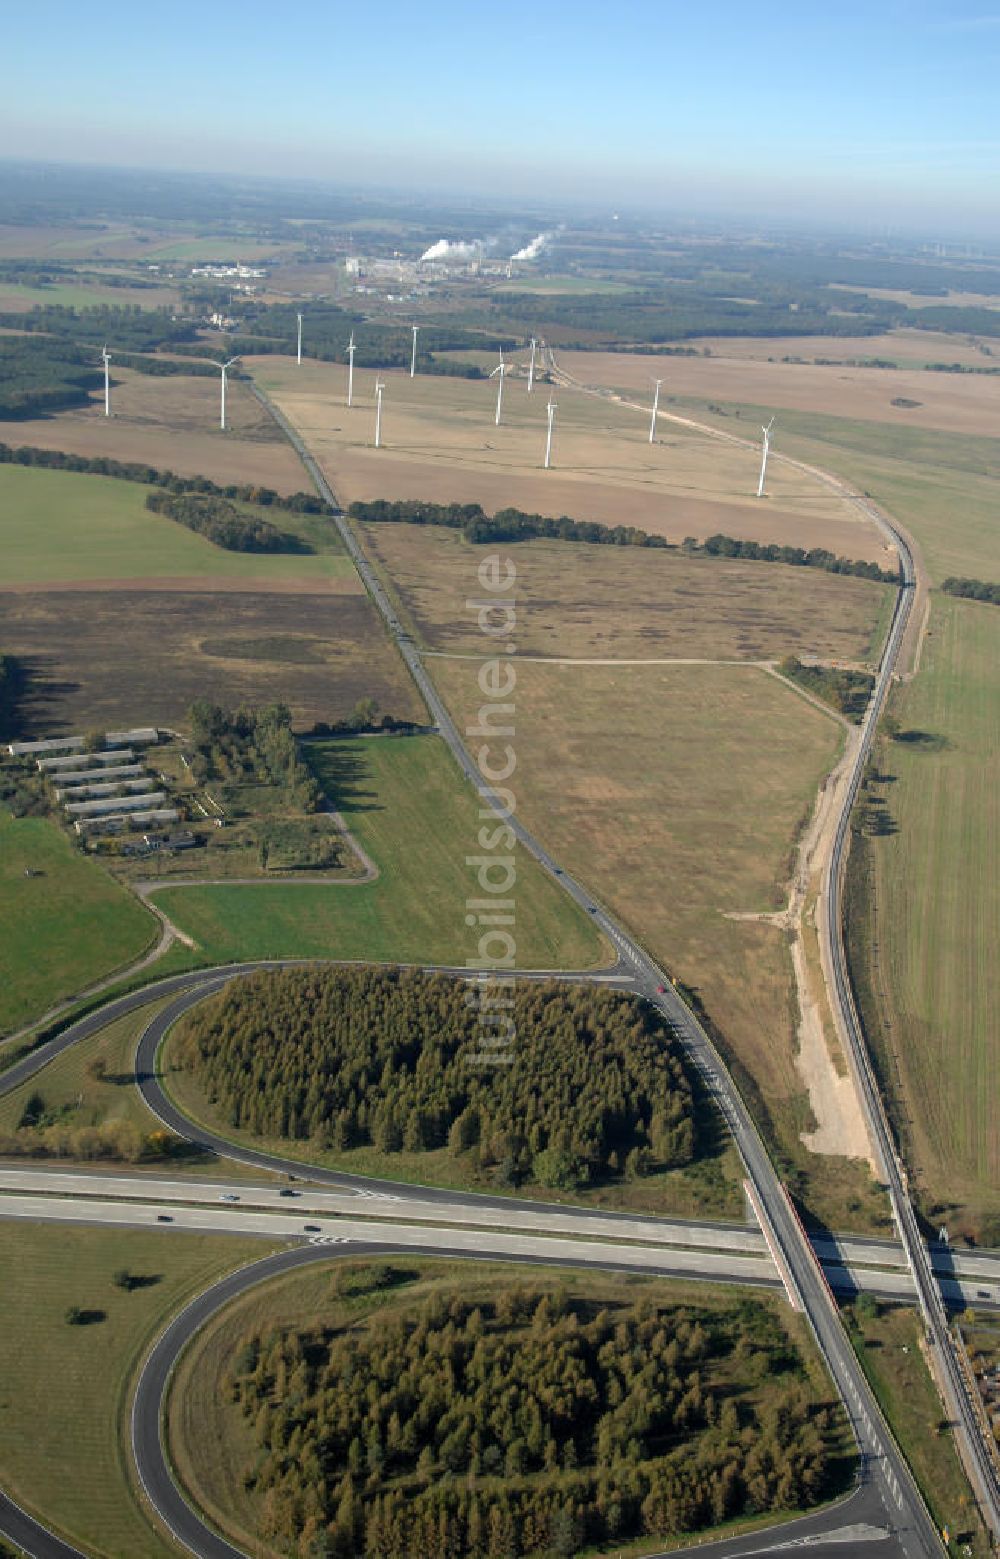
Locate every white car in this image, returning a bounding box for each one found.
[218,1193,240,1203]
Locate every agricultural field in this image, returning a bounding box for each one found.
[151,733,606,971]
[559,346,1000,437]
[0,1221,276,1558]
[360,521,892,663]
[4,588,422,733]
[2,365,307,492]
[849,596,1000,1234]
[426,656,874,1228]
[253,356,889,563]
[168,1258,850,1559]
[0,279,181,312]
[0,811,156,1038]
[0,464,356,588]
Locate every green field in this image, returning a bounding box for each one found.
[0,1221,276,1558]
[152,734,607,970]
[0,281,178,312]
[0,812,157,1036]
[850,596,1000,1230]
[0,464,354,586]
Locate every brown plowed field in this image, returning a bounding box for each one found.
[560,349,1000,437]
[2,369,306,493]
[3,591,425,733]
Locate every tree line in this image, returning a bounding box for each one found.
[0,302,198,353]
[187,701,320,811]
[0,440,327,512]
[348,497,899,581]
[226,1276,837,1556]
[145,491,313,554]
[174,968,698,1191]
[941,576,1000,606]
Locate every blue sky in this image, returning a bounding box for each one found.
[4,1,1000,234]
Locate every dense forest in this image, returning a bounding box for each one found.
[174,969,697,1189]
[777,657,874,722]
[187,701,320,811]
[0,440,327,512]
[941,575,1000,606]
[0,338,105,418]
[0,655,24,741]
[145,491,312,553]
[226,1275,838,1556]
[349,498,899,582]
[0,302,198,353]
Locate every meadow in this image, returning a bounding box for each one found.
[252,357,886,563]
[426,656,872,1229]
[851,596,999,1233]
[0,1221,275,1558]
[151,734,607,971]
[360,521,891,664]
[0,463,356,588]
[0,812,156,1037]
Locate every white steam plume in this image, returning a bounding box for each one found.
[420,238,482,262]
[510,230,553,262]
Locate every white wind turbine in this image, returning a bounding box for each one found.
[346,332,356,407]
[410,324,419,378]
[544,396,557,469]
[490,347,507,426]
[649,378,663,444]
[527,337,537,394]
[374,378,386,448]
[757,417,775,498]
[101,344,111,417]
[296,312,303,366]
[215,356,240,431]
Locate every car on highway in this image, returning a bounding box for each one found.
[303,1223,321,1232]
[156,1213,173,1222]
[656,984,667,993]
[278,1188,299,1198]
[218,1193,239,1203]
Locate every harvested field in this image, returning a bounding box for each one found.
[0,281,181,312]
[642,329,1000,370]
[559,348,1000,438]
[0,464,356,588]
[253,357,888,562]
[2,367,307,493]
[361,521,891,663]
[429,657,840,1125]
[3,591,425,733]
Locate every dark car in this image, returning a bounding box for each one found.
[303,1224,321,1233]
[156,1213,173,1223]
[279,1188,299,1198]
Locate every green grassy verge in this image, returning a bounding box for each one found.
[0,812,157,1037]
[0,1222,278,1558]
[0,463,353,586]
[844,1301,992,1555]
[151,734,607,971]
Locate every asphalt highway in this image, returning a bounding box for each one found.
[0,385,957,1558]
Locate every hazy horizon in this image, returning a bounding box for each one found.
[4,0,1000,241]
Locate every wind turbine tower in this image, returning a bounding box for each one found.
[101,345,111,417]
[544,397,557,469]
[756,417,775,498]
[410,324,419,378]
[296,312,303,366]
[490,348,507,427]
[649,379,663,444]
[527,337,537,394]
[346,332,356,407]
[374,379,386,448]
[216,356,240,431]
